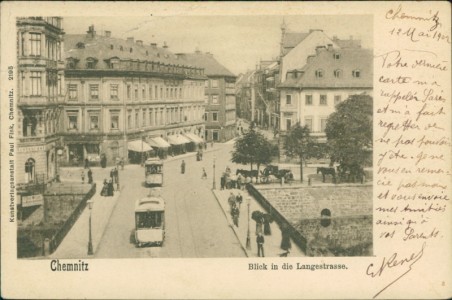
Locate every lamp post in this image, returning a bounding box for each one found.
[212,155,216,190]
[87,199,94,255]
[246,197,251,250]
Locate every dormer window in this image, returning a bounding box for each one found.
[86,57,98,69]
[130,48,133,53]
[352,69,361,78]
[334,53,341,60]
[315,69,324,78]
[334,69,342,78]
[76,42,85,49]
[110,44,114,50]
[66,58,79,69]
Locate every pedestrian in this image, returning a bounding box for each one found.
[228,192,236,212]
[236,193,243,209]
[181,160,186,174]
[110,168,114,181]
[114,167,119,184]
[201,168,207,179]
[257,233,265,257]
[107,179,114,196]
[81,170,85,184]
[84,158,89,169]
[120,157,124,170]
[220,173,226,190]
[280,225,292,255]
[101,179,108,196]
[237,173,243,190]
[255,216,264,236]
[87,168,93,184]
[232,205,240,227]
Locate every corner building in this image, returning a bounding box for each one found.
[63,26,206,165]
[16,17,65,185]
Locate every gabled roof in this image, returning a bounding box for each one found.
[281,32,310,55]
[278,48,373,89]
[179,52,236,78]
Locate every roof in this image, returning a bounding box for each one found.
[278,48,373,89]
[332,37,362,49]
[64,33,199,69]
[135,196,165,212]
[282,32,310,55]
[178,52,236,78]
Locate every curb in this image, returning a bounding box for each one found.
[211,189,250,257]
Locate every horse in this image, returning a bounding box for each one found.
[317,167,336,183]
[236,169,258,178]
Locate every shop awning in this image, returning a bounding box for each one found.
[127,140,153,152]
[148,137,171,148]
[167,135,190,145]
[183,133,204,144]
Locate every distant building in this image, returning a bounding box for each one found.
[62,26,206,165]
[16,17,65,185]
[179,50,237,142]
[235,70,254,122]
[253,60,280,129]
[278,46,373,141]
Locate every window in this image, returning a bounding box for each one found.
[149,86,153,99]
[89,84,99,100]
[30,33,41,56]
[305,118,313,131]
[110,84,119,100]
[25,158,35,183]
[320,94,327,105]
[334,53,341,60]
[204,112,208,121]
[212,130,219,141]
[204,80,209,88]
[30,72,42,96]
[134,86,139,100]
[21,32,25,56]
[57,74,62,95]
[212,95,219,104]
[127,85,131,99]
[57,42,61,60]
[352,69,361,78]
[21,71,26,96]
[320,118,327,132]
[68,84,77,100]
[305,95,313,105]
[334,95,342,105]
[127,112,132,129]
[90,115,99,130]
[86,60,96,69]
[110,44,114,50]
[315,69,324,78]
[286,119,292,131]
[204,95,209,103]
[286,94,292,105]
[142,110,147,127]
[211,79,219,88]
[212,112,218,121]
[142,86,146,99]
[68,114,78,130]
[111,114,119,130]
[334,69,342,78]
[155,85,158,99]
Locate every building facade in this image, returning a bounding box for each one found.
[62,26,206,165]
[180,51,237,142]
[16,17,65,185]
[278,46,373,141]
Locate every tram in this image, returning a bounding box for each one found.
[144,157,164,187]
[134,195,165,247]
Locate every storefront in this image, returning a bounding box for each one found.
[148,137,171,159]
[127,140,154,164]
[167,135,190,156]
[183,132,204,152]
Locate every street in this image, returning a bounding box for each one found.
[95,143,246,258]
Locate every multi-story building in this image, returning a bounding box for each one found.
[62,26,206,165]
[278,45,373,142]
[179,50,236,142]
[235,70,254,121]
[16,17,65,185]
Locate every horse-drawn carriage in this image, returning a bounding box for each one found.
[316,163,365,183]
[260,165,293,184]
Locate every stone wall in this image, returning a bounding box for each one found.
[256,184,372,223]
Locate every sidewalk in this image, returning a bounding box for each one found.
[212,188,304,258]
[50,182,121,258]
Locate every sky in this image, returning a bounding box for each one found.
[64,15,372,76]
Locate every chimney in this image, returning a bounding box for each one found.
[163,41,168,49]
[307,55,315,64]
[126,37,134,43]
[105,31,111,37]
[150,43,157,48]
[136,40,143,46]
[327,44,333,51]
[86,25,96,38]
[315,45,326,55]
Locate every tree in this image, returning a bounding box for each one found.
[325,94,373,178]
[231,127,273,172]
[284,123,315,182]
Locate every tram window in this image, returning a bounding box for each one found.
[136,212,163,229]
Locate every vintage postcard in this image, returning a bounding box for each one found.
[1,1,450,299]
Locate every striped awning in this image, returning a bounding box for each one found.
[183,133,204,144]
[128,140,153,152]
[167,135,190,145]
[148,137,171,148]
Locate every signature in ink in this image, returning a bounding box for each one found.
[366,242,426,298]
